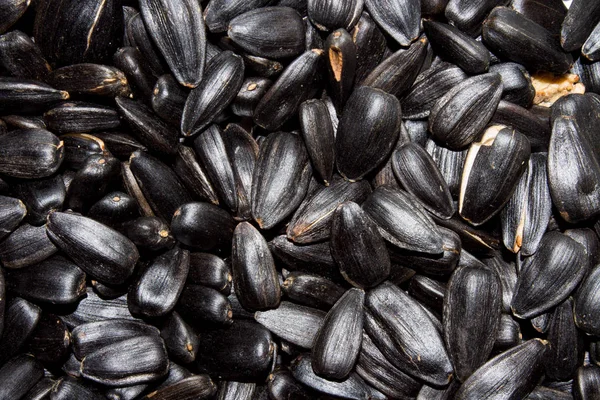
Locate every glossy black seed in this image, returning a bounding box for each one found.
[113,46,157,101]
[46,63,131,97]
[308,0,362,31]
[455,339,548,400]
[445,0,504,34]
[232,222,281,311]
[123,216,174,251]
[196,320,275,381]
[482,7,573,74]
[561,0,600,52]
[312,288,364,380]
[352,12,387,84]
[330,202,390,288]
[511,231,586,319]
[46,211,139,285]
[0,354,44,400]
[204,0,275,33]
[288,177,371,244]
[324,28,356,113]
[181,51,245,136]
[171,202,236,250]
[574,365,600,400]
[139,0,206,88]
[151,74,187,126]
[231,78,272,118]
[177,284,233,327]
[128,151,192,221]
[252,131,312,230]
[116,97,179,157]
[0,223,57,269]
[281,271,345,310]
[229,7,304,59]
[364,0,421,46]
[255,301,325,348]
[574,265,600,336]
[0,298,41,364]
[128,247,190,317]
[34,0,123,67]
[0,195,27,239]
[253,49,323,131]
[0,0,30,35]
[173,145,219,205]
[87,191,140,229]
[65,153,121,211]
[0,30,51,81]
[511,0,567,37]
[160,312,199,365]
[140,375,217,400]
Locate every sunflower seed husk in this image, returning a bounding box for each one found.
[71,319,159,360]
[0,30,51,81]
[417,381,461,400]
[444,265,502,382]
[150,74,187,127]
[361,36,428,98]
[113,47,157,101]
[424,21,490,74]
[141,375,216,400]
[362,185,444,254]
[511,0,566,38]
[288,177,371,243]
[291,353,386,400]
[196,320,275,381]
[0,77,69,113]
[565,228,600,270]
[5,255,86,304]
[493,313,521,352]
[232,222,281,311]
[193,125,238,213]
[281,271,345,310]
[49,377,103,400]
[269,235,339,280]
[128,247,190,318]
[34,0,123,67]
[181,51,244,136]
[27,313,71,365]
[129,151,192,221]
[501,153,552,255]
[561,0,600,52]
[46,63,130,97]
[228,6,305,60]
[122,216,174,251]
[482,7,573,74]
[252,131,312,230]
[46,103,120,134]
[455,339,548,400]
[87,191,139,229]
[46,211,139,285]
[330,202,390,288]
[408,275,445,315]
[401,62,468,120]
[574,365,600,400]
[429,73,503,150]
[364,0,421,46]
[116,97,178,157]
[187,253,231,294]
[459,125,531,226]
[80,334,169,387]
[0,354,44,400]
[574,265,600,336]
[159,312,199,365]
[139,0,206,88]
[548,115,600,224]
[424,139,467,199]
[172,145,219,205]
[445,0,505,35]
[125,12,167,79]
[217,380,256,400]
[336,86,401,180]
[60,288,139,329]
[0,0,30,35]
[307,0,362,32]
[355,332,422,399]
[204,0,275,33]
[267,368,314,400]
[392,143,455,219]
[255,301,325,349]
[171,202,235,250]
[254,49,323,131]
[0,223,57,269]
[323,28,356,113]
[231,78,273,118]
[583,22,600,62]
[366,281,453,386]
[0,297,41,364]
[489,63,535,108]
[311,288,364,380]
[511,231,586,319]
[66,153,121,211]
[0,195,26,239]
[352,12,387,84]
[491,100,551,151]
[177,284,233,327]
[1,114,46,130]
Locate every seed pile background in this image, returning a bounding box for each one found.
[0,0,599,398]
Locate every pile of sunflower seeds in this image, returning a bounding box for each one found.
[0,0,599,398]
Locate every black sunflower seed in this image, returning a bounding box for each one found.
[123,216,175,251]
[229,7,305,59]
[511,231,586,319]
[139,0,206,88]
[171,202,235,251]
[364,0,421,46]
[0,0,30,35]
[0,298,41,364]
[0,78,69,114]
[281,271,345,310]
[0,30,51,81]
[140,375,216,400]
[352,12,387,84]
[561,0,600,52]
[574,265,600,336]
[151,74,187,127]
[204,0,274,33]
[0,195,26,240]
[46,211,139,285]
[160,312,199,365]
[0,354,44,400]
[0,223,58,269]
[187,252,231,294]
[46,63,130,97]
